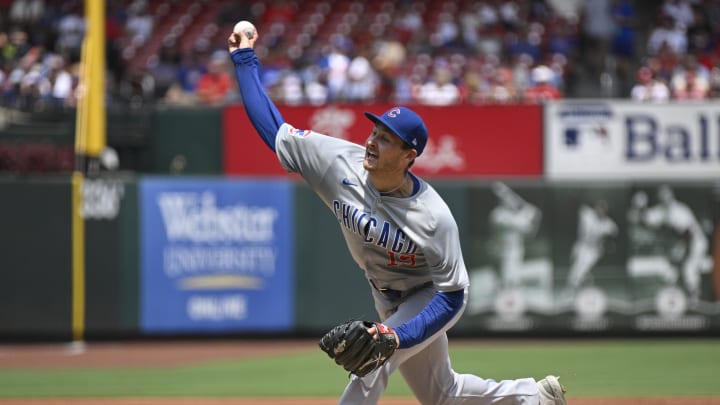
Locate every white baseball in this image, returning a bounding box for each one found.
[233,20,256,38]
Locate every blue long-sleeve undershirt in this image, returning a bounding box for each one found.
[230,48,284,151]
[394,289,465,348]
[230,48,465,350]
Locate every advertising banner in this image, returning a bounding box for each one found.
[224,104,542,178]
[545,101,720,180]
[139,178,293,333]
[84,175,139,334]
[459,181,719,334]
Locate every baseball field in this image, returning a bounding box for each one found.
[0,338,718,404]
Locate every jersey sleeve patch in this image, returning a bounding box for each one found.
[288,127,311,138]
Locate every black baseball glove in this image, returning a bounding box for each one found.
[319,320,398,377]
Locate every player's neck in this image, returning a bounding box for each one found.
[374,173,410,197]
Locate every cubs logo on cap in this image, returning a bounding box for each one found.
[364,106,429,156]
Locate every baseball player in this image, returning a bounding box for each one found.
[227,24,567,405]
[643,185,711,303]
[567,200,618,290]
[489,182,546,288]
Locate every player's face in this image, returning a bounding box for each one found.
[363,124,414,174]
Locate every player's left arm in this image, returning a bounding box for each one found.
[393,211,469,348]
[393,289,465,348]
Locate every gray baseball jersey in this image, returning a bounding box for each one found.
[275,123,469,294]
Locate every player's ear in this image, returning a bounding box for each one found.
[402,148,417,170]
[405,148,418,162]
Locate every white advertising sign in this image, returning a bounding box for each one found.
[545,101,720,180]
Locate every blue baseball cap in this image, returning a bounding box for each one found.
[364,106,428,156]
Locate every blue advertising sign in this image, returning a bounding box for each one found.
[140,178,294,333]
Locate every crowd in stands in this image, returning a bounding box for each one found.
[630,0,720,101]
[1,0,720,112]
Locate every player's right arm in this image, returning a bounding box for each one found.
[228,29,285,151]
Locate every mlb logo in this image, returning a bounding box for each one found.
[564,128,579,147]
[563,125,609,149]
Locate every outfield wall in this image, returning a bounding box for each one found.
[0,101,718,339]
[0,177,717,339]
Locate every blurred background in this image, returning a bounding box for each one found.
[2,0,720,111]
[0,0,718,342]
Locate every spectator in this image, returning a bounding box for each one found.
[9,0,44,28]
[0,32,17,65]
[4,44,41,108]
[149,42,182,100]
[177,47,208,93]
[466,63,519,105]
[673,53,710,84]
[657,43,685,86]
[630,66,670,102]
[506,24,542,63]
[319,44,350,101]
[527,0,554,22]
[708,66,720,98]
[16,52,44,110]
[546,17,578,59]
[580,0,614,75]
[610,0,638,93]
[499,0,521,32]
[106,0,127,87]
[45,53,74,108]
[393,3,423,44]
[277,70,304,105]
[195,51,234,105]
[459,69,486,105]
[345,46,378,102]
[686,6,715,63]
[511,53,533,96]
[304,72,328,105]
[392,69,423,105]
[523,64,562,102]
[8,29,30,59]
[163,47,208,106]
[672,69,709,100]
[458,4,481,50]
[372,37,406,101]
[417,62,460,105]
[477,2,500,31]
[488,66,519,103]
[430,12,460,49]
[647,13,687,56]
[125,1,153,46]
[661,0,694,29]
[55,2,84,62]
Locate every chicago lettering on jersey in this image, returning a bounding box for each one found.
[332,199,417,254]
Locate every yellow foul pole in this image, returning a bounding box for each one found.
[72,0,106,343]
[71,171,85,342]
